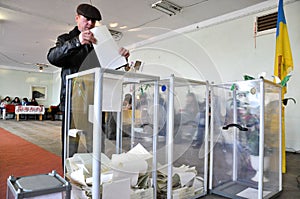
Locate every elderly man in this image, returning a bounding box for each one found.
[47,3,130,164]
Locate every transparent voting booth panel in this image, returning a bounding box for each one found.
[64,68,160,199]
[157,76,209,199]
[209,79,282,199]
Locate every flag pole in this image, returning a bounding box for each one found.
[278,55,286,173]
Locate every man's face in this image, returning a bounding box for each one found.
[76,14,96,32]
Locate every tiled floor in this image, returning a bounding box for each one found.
[0,119,299,198]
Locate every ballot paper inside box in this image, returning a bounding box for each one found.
[172,186,195,199]
[131,187,154,199]
[66,144,154,198]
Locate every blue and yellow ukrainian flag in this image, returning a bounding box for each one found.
[274,0,294,174]
[274,0,293,94]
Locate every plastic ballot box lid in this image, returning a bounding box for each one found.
[7,171,71,199]
[16,174,64,192]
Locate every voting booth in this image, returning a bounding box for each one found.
[64,68,160,199]
[157,75,209,199]
[209,78,282,199]
[64,68,210,199]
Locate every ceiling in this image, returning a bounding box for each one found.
[0,0,269,73]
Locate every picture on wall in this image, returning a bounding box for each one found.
[31,85,47,100]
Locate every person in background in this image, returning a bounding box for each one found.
[183,92,201,120]
[0,96,11,117]
[22,98,29,106]
[29,98,39,106]
[123,93,132,110]
[173,92,202,144]
[1,96,11,106]
[11,97,22,105]
[47,3,130,164]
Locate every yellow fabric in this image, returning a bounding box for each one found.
[274,0,293,93]
[122,109,141,125]
[274,0,294,173]
[274,23,294,93]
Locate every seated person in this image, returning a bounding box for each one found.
[49,104,61,121]
[11,97,22,105]
[0,96,11,117]
[10,97,21,119]
[1,96,11,107]
[22,98,29,106]
[28,98,39,106]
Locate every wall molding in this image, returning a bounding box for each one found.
[0,64,59,74]
[127,0,298,49]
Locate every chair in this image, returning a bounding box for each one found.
[3,104,15,119]
[49,105,62,120]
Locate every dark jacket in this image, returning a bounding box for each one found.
[47,26,100,111]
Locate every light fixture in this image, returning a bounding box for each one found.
[109,22,119,28]
[35,63,49,72]
[152,0,182,16]
[119,26,127,30]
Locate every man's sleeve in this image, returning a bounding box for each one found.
[47,34,81,67]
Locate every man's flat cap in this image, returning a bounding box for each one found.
[77,4,102,21]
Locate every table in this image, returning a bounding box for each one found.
[15,106,45,121]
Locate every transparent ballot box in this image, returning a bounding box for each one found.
[156,75,209,199]
[209,79,282,199]
[64,68,160,199]
[6,170,71,199]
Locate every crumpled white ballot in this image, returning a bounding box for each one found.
[159,164,197,187]
[69,129,83,138]
[111,143,152,186]
[70,167,88,186]
[67,144,153,187]
[66,153,112,186]
[127,143,153,160]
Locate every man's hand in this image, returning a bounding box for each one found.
[119,47,130,59]
[79,30,97,45]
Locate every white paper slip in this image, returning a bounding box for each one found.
[91,25,127,69]
[236,187,271,199]
[69,129,83,137]
[103,178,131,199]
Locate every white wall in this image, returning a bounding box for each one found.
[129,1,300,151]
[52,70,61,106]
[0,68,60,107]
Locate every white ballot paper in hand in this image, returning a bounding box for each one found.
[91,25,127,69]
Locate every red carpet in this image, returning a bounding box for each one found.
[0,127,62,198]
